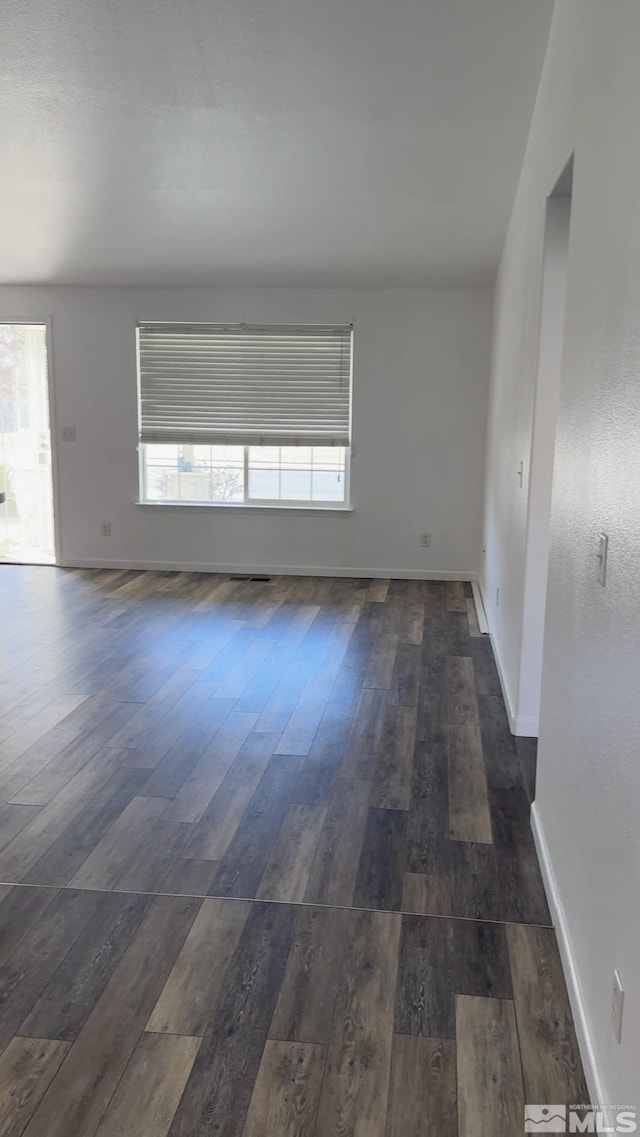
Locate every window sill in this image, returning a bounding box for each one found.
[136,500,353,514]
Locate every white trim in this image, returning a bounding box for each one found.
[44,317,63,566]
[58,557,478,581]
[478,580,539,737]
[471,579,489,633]
[531,802,608,1119]
[136,499,353,514]
[512,713,539,736]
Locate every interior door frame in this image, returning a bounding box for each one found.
[0,315,61,565]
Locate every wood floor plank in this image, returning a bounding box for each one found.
[368,579,390,603]
[400,601,424,646]
[490,788,551,925]
[292,701,352,804]
[353,808,407,911]
[0,693,92,771]
[167,901,296,1137]
[0,747,130,882]
[339,688,388,780]
[0,888,103,1052]
[123,681,218,769]
[112,820,194,892]
[22,894,201,1137]
[241,1039,325,1137]
[214,639,278,700]
[159,856,220,896]
[452,919,513,1001]
[140,697,237,799]
[446,611,471,657]
[146,898,251,1036]
[94,1033,202,1137]
[395,914,455,1039]
[256,803,327,902]
[385,1035,457,1137]
[388,643,421,707]
[235,646,295,712]
[446,582,467,612]
[363,632,399,690]
[23,767,149,887]
[448,723,492,843]
[456,995,524,1137]
[0,1037,71,1137]
[68,795,168,890]
[315,909,401,1137]
[105,668,200,749]
[401,872,452,916]
[506,922,588,1102]
[417,658,448,743]
[370,705,417,810]
[516,736,538,803]
[0,885,59,967]
[254,658,315,733]
[468,638,501,697]
[466,597,482,637]
[210,754,305,899]
[274,625,354,756]
[269,905,351,1045]
[0,803,41,853]
[7,707,140,806]
[406,739,450,876]
[19,891,151,1040]
[167,710,259,823]
[0,728,80,805]
[303,778,371,906]
[183,733,277,862]
[477,694,522,790]
[449,840,502,921]
[446,658,478,725]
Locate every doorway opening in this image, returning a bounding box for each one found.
[518,157,573,738]
[0,323,56,563]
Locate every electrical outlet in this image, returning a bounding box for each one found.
[101,522,111,537]
[612,969,624,1043]
[420,533,432,548]
[60,426,77,442]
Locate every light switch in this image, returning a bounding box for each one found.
[596,533,608,586]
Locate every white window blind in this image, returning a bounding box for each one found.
[137,322,352,448]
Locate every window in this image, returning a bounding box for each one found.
[137,322,352,507]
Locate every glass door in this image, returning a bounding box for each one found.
[0,323,55,563]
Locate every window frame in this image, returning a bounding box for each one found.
[137,442,352,511]
[136,320,353,511]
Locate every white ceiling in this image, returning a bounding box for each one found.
[0,0,554,287]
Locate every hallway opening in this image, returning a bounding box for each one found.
[519,158,574,737]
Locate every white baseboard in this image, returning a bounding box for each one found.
[59,557,478,582]
[531,802,607,1113]
[477,581,539,737]
[471,579,489,633]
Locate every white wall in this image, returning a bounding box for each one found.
[0,286,492,577]
[483,0,640,1103]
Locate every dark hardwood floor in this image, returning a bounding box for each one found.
[0,566,586,1135]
